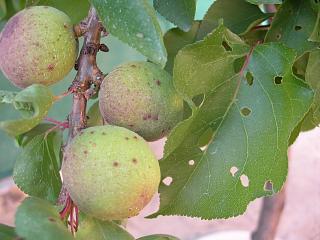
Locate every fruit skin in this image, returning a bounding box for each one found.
[0,6,78,88]
[61,125,160,220]
[99,61,183,141]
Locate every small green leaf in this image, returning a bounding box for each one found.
[309,2,320,42]
[246,0,283,4]
[152,25,313,219]
[87,101,103,127]
[91,0,167,66]
[164,21,201,74]
[153,0,196,32]
[13,124,62,203]
[0,0,7,20]
[0,84,54,136]
[265,0,320,56]
[0,224,18,240]
[197,0,271,39]
[31,0,90,23]
[138,235,180,240]
[77,214,134,240]
[300,49,320,130]
[15,197,73,240]
[174,24,249,98]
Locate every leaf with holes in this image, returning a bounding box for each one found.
[153,0,196,32]
[0,224,18,240]
[265,0,320,56]
[91,0,166,66]
[76,214,134,240]
[150,25,313,219]
[197,0,271,39]
[15,197,73,240]
[0,84,54,136]
[13,125,63,203]
[138,235,180,240]
[164,21,201,74]
[246,0,283,4]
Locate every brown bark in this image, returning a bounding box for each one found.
[251,186,286,240]
[58,7,105,205]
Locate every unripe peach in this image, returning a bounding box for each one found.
[99,62,183,141]
[0,6,78,88]
[62,125,160,220]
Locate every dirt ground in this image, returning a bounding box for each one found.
[1,129,319,240]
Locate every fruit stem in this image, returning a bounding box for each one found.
[57,6,106,233]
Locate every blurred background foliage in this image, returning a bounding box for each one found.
[0,0,214,178]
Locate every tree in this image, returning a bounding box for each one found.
[0,0,319,239]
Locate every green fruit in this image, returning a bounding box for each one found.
[99,61,183,141]
[0,6,78,88]
[62,125,160,220]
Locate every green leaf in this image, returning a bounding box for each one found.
[300,49,320,130]
[246,0,283,4]
[13,124,62,203]
[77,215,134,240]
[164,21,201,74]
[153,0,196,32]
[309,1,320,42]
[87,101,103,127]
[0,224,18,240]
[242,28,268,46]
[265,0,320,56]
[197,0,270,39]
[15,197,73,240]
[27,0,90,23]
[151,26,313,219]
[0,0,7,20]
[138,235,180,240]
[174,24,249,99]
[91,0,167,66]
[0,84,54,136]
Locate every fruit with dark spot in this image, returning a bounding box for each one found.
[62,125,160,220]
[0,6,78,88]
[99,62,183,141]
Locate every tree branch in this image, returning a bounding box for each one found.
[251,186,286,240]
[68,7,104,139]
[58,7,105,206]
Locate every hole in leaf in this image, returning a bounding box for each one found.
[240,107,251,116]
[274,76,283,85]
[230,166,239,177]
[233,56,246,73]
[192,94,204,107]
[197,128,214,147]
[264,180,274,191]
[294,25,302,31]
[276,33,281,40]
[162,176,173,186]
[240,174,250,187]
[245,72,254,86]
[222,40,232,51]
[188,160,195,166]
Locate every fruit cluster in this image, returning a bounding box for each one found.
[0,7,183,220]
